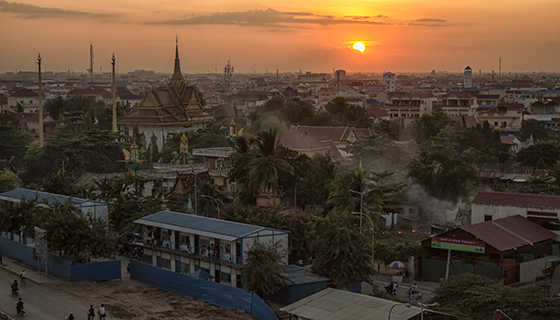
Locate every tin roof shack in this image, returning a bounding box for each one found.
[133,210,290,288]
[421,215,558,285]
[266,265,329,305]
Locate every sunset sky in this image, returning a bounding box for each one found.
[1,0,559,75]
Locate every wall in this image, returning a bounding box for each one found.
[422,258,501,282]
[519,257,548,284]
[471,203,559,224]
[130,260,278,320]
[0,234,120,282]
[71,260,121,282]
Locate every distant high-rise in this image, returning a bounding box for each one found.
[383,72,395,92]
[463,66,472,88]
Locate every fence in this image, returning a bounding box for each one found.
[130,260,278,320]
[0,234,120,282]
[422,258,501,282]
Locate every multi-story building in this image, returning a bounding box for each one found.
[382,72,396,92]
[463,66,472,88]
[133,210,290,288]
[438,91,478,116]
[387,91,436,119]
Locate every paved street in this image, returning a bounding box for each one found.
[0,265,85,319]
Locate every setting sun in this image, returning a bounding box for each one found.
[352,42,365,53]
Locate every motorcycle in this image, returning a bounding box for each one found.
[16,306,25,316]
[11,287,19,297]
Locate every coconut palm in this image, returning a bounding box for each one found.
[247,129,294,206]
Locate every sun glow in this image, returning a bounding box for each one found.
[352,42,365,53]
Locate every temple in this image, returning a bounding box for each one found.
[118,38,214,151]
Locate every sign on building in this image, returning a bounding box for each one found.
[430,237,485,253]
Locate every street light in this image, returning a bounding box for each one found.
[418,302,440,320]
[388,303,411,320]
[352,211,374,266]
[201,195,221,219]
[349,189,365,231]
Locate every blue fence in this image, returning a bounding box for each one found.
[130,260,278,320]
[0,235,120,282]
[72,260,121,282]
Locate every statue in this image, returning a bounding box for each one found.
[220,119,244,147]
[122,140,146,172]
[171,133,193,165]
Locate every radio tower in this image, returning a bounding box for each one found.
[87,43,94,85]
[224,59,234,92]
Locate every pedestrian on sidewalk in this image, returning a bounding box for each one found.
[20,269,26,285]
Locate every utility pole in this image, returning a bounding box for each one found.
[37,53,44,147]
[111,54,117,132]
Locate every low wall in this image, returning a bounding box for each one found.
[0,235,120,282]
[130,260,277,320]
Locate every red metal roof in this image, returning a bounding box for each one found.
[459,215,557,252]
[472,191,560,208]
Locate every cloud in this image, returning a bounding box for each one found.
[408,18,448,27]
[146,8,389,27]
[0,1,116,19]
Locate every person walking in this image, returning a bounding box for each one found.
[88,305,95,320]
[98,304,106,319]
[20,269,26,285]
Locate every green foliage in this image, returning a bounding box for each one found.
[0,171,20,193]
[409,108,458,143]
[94,173,164,235]
[432,274,560,320]
[25,130,126,182]
[243,241,288,297]
[0,124,31,167]
[41,199,115,260]
[407,145,478,202]
[324,97,371,128]
[312,218,375,287]
[0,198,38,238]
[515,141,560,169]
[45,96,112,134]
[519,119,551,142]
[374,241,421,266]
[280,100,315,125]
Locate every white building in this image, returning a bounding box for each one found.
[133,211,290,287]
[463,66,472,88]
[471,191,560,237]
[382,72,396,92]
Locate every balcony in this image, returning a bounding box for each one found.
[132,235,243,267]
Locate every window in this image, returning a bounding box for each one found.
[221,272,231,284]
[142,254,152,264]
[180,262,190,273]
[484,215,492,221]
[161,258,171,269]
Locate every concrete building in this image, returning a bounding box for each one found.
[133,210,290,288]
[463,66,472,88]
[382,72,396,92]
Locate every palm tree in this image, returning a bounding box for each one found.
[248,129,294,206]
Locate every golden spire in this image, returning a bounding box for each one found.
[171,35,184,84]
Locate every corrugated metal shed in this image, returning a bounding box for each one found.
[281,265,329,285]
[460,215,557,252]
[472,191,560,208]
[280,288,421,320]
[134,210,289,242]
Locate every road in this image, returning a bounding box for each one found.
[1,267,86,319]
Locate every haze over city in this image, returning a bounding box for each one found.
[1,0,559,74]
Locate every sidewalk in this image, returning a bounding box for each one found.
[0,256,62,285]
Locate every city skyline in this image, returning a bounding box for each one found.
[1,0,559,75]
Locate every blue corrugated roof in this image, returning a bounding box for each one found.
[135,210,289,240]
[0,188,108,206]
